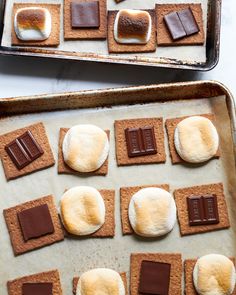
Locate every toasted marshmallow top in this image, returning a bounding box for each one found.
[193,254,236,295]
[14,7,52,41]
[174,116,219,163]
[61,186,105,236]
[114,9,152,44]
[62,124,109,172]
[128,187,176,237]
[76,268,125,295]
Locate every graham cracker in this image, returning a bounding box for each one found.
[184,258,236,295]
[107,10,156,53]
[0,122,55,181]
[63,189,115,238]
[120,184,169,235]
[12,3,61,47]
[130,253,182,295]
[3,195,64,256]
[174,183,230,236]
[64,0,107,40]
[72,272,127,295]
[114,118,166,166]
[7,269,62,295]
[58,128,110,176]
[156,4,205,46]
[165,114,220,164]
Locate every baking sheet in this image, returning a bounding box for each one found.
[1,0,207,63]
[0,95,236,294]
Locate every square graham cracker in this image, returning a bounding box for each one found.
[174,183,230,236]
[130,253,182,295]
[58,128,110,176]
[63,189,115,238]
[7,269,62,295]
[184,258,236,295]
[12,3,61,47]
[0,122,55,181]
[120,184,169,235]
[3,195,64,256]
[165,114,220,164]
[156,4,204,46]
[114,118,166,166]
[64,0,107,40]
[72,272,128,295]
[107,10,156,53]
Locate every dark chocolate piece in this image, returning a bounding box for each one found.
[71,1,100,28]
[187,195,219,226]
[164,12,186,40]
[5,130,44,170]
[139,260,171,295]
[178,8,200,36]
[22,283,53,295]
[164,7,199,40]
[18,204,55,241]
[125,127,157,158]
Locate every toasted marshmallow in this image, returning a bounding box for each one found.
[61,186,105,236]
[128,187,176,237]
[76,268,125,295]
[14,7,52,41]
[62,124,109,172]
[193,254,236,295]
[114,9,152,44]
[174,116,219,163]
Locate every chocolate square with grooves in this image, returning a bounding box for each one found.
[18,204,55,241]
[187,195,219,226]
[139,260,171,295]
[125,127,157,158]
[22,282,53,295]
[5,130,44,170]
[71,1,100,28]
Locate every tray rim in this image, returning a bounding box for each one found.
[0,0,221,71]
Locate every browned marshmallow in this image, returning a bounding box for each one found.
[114,9,151,44]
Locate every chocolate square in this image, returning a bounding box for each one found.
[178,8,199,36]
[139,260,171,295]
[164,7,199,41]
[164,12,186,40]
[22,283,53,295]
[71,1,100,28]
[18,204,54,241]
[125,127,157,158]
[187,195,219,226]
[5,130,44,170]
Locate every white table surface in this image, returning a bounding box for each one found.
[0,0,234,99]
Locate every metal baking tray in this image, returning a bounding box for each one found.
[0,0,221,71]
[0,80,235,295]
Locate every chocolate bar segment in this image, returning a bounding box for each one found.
[18,130,44,160]
[187,195,219,226]
[18,204,55,241]
[164,12,186,40]
[164,7,199,40]
[22,282,53,295]
[139,260,171,295]
[71,1,100,28]
[125,127,157,158]
[5,139,31,169]
[178,8,199,36]
[5,130,44,170]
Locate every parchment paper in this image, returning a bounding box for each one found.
[0,95,235,294]
[1,0,207,63]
